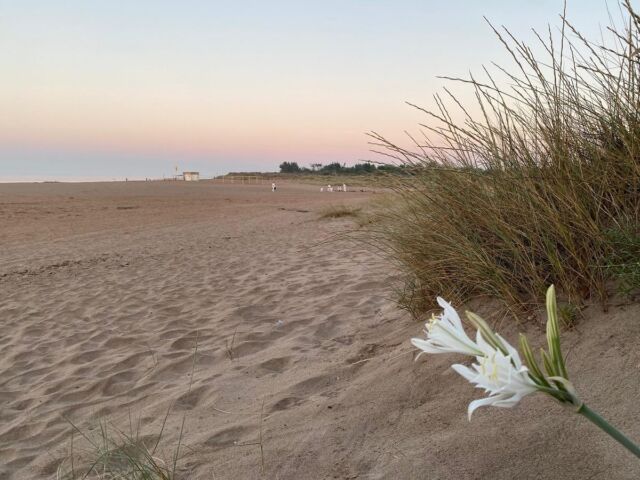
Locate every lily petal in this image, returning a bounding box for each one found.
[468,396,507,420]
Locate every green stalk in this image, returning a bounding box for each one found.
[577,404,640,459]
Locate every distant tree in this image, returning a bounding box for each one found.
[310,163,323,171]
[320,162,343,174]
[279,161,301,173]
[353,162,376,173]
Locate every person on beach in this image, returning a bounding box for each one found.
[272,182,276,192]
[343,183,347,192]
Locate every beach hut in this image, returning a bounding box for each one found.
[183,171,200,181]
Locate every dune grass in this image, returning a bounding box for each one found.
[367,1,640,316]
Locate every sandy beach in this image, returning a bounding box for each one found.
[1,180,639,479]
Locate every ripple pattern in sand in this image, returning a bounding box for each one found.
[0,190,394,479]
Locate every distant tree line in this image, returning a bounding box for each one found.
[278,161,405,175]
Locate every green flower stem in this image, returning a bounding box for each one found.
[577,404,640,459]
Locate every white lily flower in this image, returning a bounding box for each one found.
[452,330,538,420]
[410,288,640,458]
[411,297,483,357]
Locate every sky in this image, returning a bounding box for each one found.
[0,0,619,181]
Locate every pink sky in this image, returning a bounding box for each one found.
[0,1,611,180]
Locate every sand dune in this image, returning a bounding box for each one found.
[0,181,639,479]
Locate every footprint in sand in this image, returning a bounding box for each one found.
[256,356,292,375]
[204,425,253,450]
[269,396,305,413]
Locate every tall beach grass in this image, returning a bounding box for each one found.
[368,1,640,316]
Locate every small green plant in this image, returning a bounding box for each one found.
[557,302,580,329]
[56,409,184,480]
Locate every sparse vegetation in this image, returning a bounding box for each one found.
[56,342,201,480]
[368,2,640,315]
[56,410,184,480]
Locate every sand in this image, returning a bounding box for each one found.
[0,180,639,479]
